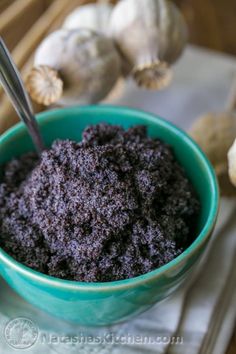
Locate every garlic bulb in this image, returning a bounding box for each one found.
[26,29,121,106]
[109,0,188,89]
[63,3,113,35]
[228,138,236,187]
[227,81,236,188]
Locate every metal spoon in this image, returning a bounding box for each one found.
[0,37,44,155]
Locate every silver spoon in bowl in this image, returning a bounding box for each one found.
[0,37,45,155]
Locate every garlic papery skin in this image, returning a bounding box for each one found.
[228,139,236,187]
[109,0,188,90]
[26,29,121,106]
[63,3,113,35]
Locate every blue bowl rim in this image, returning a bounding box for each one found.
[0,105,219,291]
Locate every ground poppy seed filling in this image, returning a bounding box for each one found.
[0,123,200,282]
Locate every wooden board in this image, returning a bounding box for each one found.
[173,0,236,56]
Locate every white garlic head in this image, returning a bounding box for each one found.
[109,0,188,89]
[26,28,121,106]
[228,138,236,187]
[63,3,113,35]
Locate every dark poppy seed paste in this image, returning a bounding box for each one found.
[0,123,200,282]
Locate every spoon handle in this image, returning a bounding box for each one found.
[0,37,44,154]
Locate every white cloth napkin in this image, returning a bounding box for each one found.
[0,46,236,354]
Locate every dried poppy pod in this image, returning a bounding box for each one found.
[109,0,188,90]
[189,81,236,196]
[62,2,126,101]
[26,28,121,106]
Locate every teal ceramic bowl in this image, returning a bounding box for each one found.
[0,106,219,326]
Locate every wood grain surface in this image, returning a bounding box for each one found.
[173,0,236,56]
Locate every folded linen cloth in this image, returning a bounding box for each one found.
[0,45,236,354]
